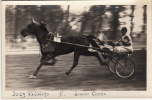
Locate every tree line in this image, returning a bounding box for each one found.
[5,5,147,42]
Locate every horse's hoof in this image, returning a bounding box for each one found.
[64,74,68,78]
[65,72,69,77]
[29,75,36,79]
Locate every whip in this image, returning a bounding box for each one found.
[91,19,108,40]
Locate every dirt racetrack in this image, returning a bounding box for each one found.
[5,50,146,91]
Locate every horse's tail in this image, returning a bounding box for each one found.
[83,34,97,39]
[83,34,100,48]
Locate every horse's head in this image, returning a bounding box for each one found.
[20,18,49,37]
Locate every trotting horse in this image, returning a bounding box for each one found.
[20,18,106,79]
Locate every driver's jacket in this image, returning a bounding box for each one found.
[116,34,133,52]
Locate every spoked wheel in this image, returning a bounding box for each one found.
[115,57,135,78]
[108,58,117,73]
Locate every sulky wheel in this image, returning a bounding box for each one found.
[108,59,117,74]
[115,57,135,78]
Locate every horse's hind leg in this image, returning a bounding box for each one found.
[82,51,107,65]
[94,52,107,65]
[65,51,81,76]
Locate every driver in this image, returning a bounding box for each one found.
[103,27,133,53]
[113,27,133,53]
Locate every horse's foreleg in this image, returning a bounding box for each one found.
[29,61,44,79]
[44,58,57,65]
[65,51,80,76]
[29,55,48,79]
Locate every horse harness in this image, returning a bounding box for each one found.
[42,32,59,56]
[41,33,104,57]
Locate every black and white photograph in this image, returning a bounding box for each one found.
[1,0,152,99]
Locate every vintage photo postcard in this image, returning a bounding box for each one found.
[1,0,152,99]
